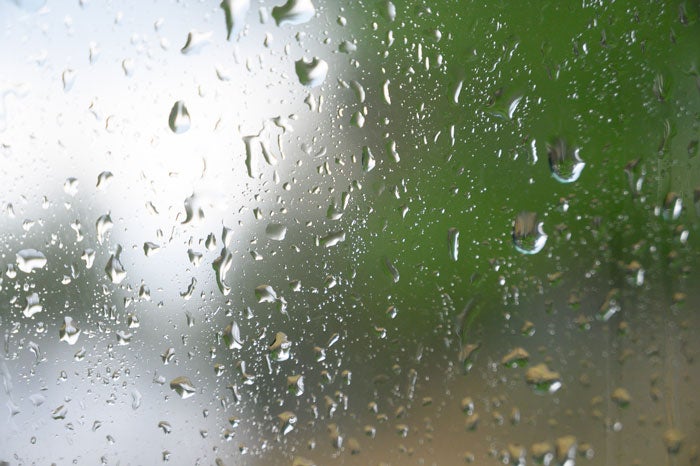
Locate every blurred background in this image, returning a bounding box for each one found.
[1,0,699,464]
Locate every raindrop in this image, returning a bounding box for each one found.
[501,347,529,368]
[271,0,315,26]
[16,249,47,273]
[220,0,250,40]
[223,321,243,350]
[611,387,631,407]
[96,171,113,189]
[447,227,459,261]
[361,146,375,172]
[525,363,561,393]
[59,317,81,345]
[116,330,132,345]
[180,277,197,300]
[319,230,345,248]
[512,212,547,255]
[287,375,304,396]
[81,249,95,268]
[96,214,113,244]
[269,332,291,362]
[255,284,277,303]
[662,192,682,220]
[23,293,42,318]
[277,411,297,435]
[547,139,585,183]
[265,223,287,241]
[168,101,191,134]
[143,242,160,256]
[63,177,79,196]
[662,428,684,454]
[169,376,196,399]
[180,30,212,55]
[105,247,127,284]
[213,248,233,295]
[62,69,76,92]
[295,57,328,87]
[382,256,400,283]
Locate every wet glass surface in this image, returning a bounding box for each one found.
[1,0,699,464]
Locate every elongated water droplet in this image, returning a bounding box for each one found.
[383,256,400,283]
[223,321,243,350]
[96,214,113,244]
[220,0,250,40]
[213,248,233,295]
[361,146,375,172]
[512,212,547,255]
[105,248,127,284]
[295,57,328,87]
[169,101,190,134]
[16,249,47,273]
[272,0,315,26]
[62,69,76,92]
[447,228,459,261]
[547,139,585,183]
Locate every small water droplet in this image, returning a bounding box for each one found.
[168,101,191,134]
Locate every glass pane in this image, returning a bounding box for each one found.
[1,0,698,464]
